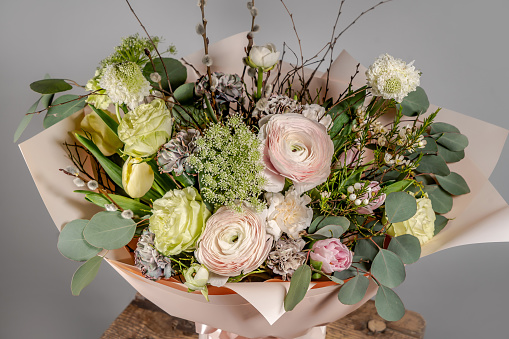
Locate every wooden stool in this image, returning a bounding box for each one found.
[102,293,425,338]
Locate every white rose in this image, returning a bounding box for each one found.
[265,187,313,239]
[248,43,280,71]
[301,104,332,130]
[387,196,435,245]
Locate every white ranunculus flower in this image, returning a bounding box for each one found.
[265,187,313,239]
[387,195,435,245]
[248,43,280,71]
[301,104,332,130]
[365,53,420,103]
[195,206,272,277]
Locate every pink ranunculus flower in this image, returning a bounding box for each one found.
[259,113,334,194]
[310,238,353,274]
[356,181,386,214]
[195,206,272,277]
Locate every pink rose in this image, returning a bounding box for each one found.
[259,113,334,194]
[195,206,272,277]
[356,181,386,214]
[310,238,353,274]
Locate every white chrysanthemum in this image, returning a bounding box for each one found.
[366,54,420,103]
[99,61,151,110]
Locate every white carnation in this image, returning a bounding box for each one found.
[301,104,332,130]
[100,61,151,110]
[366,54,420,103]
[265,187,313,239]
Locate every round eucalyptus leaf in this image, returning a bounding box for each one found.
[30,78,72,94]
[354,239,380,262]
[284,265,311,311]
[58,219,102,261]
[337,274,370,305]
[83,211,136,250]
[375,285,405,321]
[173,82,195,103]
[434,215,449,236]
[143,57,187,92]
[371,249,406,288]
[387,234,421,264]
[430,122,460,134]
[424,185,453,214]
[437,145,465,163]
[385,192,417,223]
[436,133,469,152]
[43,95,87,128]
[436,172,470,196]
[71,256,103,296]
[314,224,346,238]
[309,215,349,233]
[416,155,450,176]
[399,86,429,116]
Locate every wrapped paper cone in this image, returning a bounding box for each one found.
[19,32,509,338]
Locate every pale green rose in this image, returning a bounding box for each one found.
[122,157,154,198]
[149,187,211,256]
[387,195,436,245]
[118,99,172,158]
[78,109,122,156]
[183,264,209,291]
[85,70,112,110]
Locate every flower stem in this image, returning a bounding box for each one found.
[256,67,264,100]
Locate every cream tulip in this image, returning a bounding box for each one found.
[122,157,154,198]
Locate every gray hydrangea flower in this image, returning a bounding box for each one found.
[134,228,173,281]
[266,235,307,280]
[157,129,200,175]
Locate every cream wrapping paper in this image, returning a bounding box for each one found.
[19,32,509,338]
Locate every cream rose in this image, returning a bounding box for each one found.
[387,195,435,245]
[265,187,313,239]
[259,113,334,194]
[195,206,272,277]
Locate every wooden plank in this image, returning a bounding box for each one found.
[101,294,425,339]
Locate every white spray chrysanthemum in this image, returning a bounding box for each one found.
[365,54,420,103]
[99,61,151,110]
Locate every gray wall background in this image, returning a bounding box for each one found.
[2,0,509,338]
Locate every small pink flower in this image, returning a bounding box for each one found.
[259,113,334,194]
[357,181,386,214]
[310,238,353,274]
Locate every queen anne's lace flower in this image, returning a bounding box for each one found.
[366,54,420,103]
[100,61,151,110]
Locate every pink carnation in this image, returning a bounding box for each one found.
[310,238,353,274]
[195,206,272,277]
[259,113,334,194]
[357,181,386,214]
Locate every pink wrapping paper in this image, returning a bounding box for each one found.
[19,32,509,338]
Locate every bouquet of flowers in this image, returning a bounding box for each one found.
[17,1,509,338]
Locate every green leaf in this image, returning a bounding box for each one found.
[355,239,379,262]
[173,82,195,103]
[143,57,187,93]
[71,256,103,296]
[375,285,405,321]
[309,215,350,234]
[430,122,460,134]
[416,155,450,176]
[436,172,470,196]
[383,179,414,195]
[314,224,346,238]
[75,134,123,188]
[385,192,417,223]
[387,234,421,264]
[415,137,438,155]
[337,274,370,305]
[77,191,150,217]
[41,93,54,109]
[437,145,465,163]
[284,265,312,311]
[399,86,429,116]
[436,133,469,152]
[434,215,449,235]
[14,98,41,143]
[44,95,86,128]
[30,79,72,94]
[58,219,102,261]
[424,185,453,214]
[371,249,406,288]
[83,211,136,250]
[89,104,119,135]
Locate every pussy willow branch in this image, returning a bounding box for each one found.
[124,0,173,94]
[198,0,218,111]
